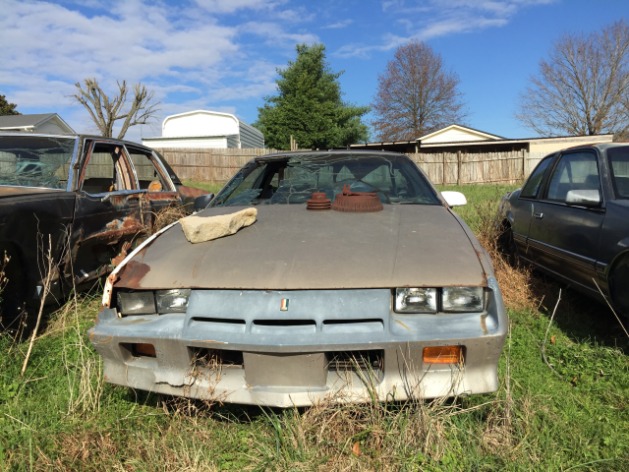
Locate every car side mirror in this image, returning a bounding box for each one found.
[441,191,467,207]
[193,193,215,211]
[565,189,601,207]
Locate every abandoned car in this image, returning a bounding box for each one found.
[0,132,207,327]
[90,150,508,407]
[498,143,629,320]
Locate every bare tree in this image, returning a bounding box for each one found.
[517,21,629,139]
[371,41,466,142]
[73,78,159,139]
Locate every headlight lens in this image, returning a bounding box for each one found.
[117,289,190,316]
[117,291,156,316]
[156,289,190,313]
[394,287,484,313]
[442,287,484,312]
[395,288,437,313]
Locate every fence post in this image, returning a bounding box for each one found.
[457,151,462,185]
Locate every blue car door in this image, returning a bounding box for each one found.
[526,150,605,292]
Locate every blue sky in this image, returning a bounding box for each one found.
[1,0,626,143]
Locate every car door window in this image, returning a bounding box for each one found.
[81,143,133,194]
[521,156,554,199]
[608,146,629,199]
[546,151,599,202]
[127,146,174,192]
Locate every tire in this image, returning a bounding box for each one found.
[608,255,629,321]
[0,247,28,331]
[497,222,517,265]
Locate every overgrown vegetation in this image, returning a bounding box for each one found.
[1,184,627,471]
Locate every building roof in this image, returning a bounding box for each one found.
[0,113,75,134]
[418,124,504,143]
[350,124,613,153]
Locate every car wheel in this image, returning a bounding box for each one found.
[608,255,629,321]
[497,222,517,265]
[0,247,28,331]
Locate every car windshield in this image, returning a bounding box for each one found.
[211,152,441,207]
[0,135,76,189]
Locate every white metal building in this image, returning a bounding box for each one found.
[142,110,264,149]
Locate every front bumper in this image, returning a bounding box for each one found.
[89,282,507,407]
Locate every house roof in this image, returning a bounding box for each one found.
[350,124,614,154]
[418,124,504,143]
[0,113,75,133]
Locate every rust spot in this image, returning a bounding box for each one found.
[307,192,331,210]
[84,217,147,244]
[332,184,383,212]
[117,260,151,288]
[178,185,208,199]
[145,191,180,201]
[112,241,132,266]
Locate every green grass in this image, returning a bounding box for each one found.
[1,183,627,471]
[183,179,224,194]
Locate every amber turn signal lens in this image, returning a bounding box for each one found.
[423,346,464,364]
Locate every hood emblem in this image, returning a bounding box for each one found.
[280,298,289,311]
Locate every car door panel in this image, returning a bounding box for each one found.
[527,201,604,289]
[70,141,150,287]
[525,150,604,292]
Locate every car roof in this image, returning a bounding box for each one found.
[559,142,629,153]
[253,149,412,163]
[0,131,150,149]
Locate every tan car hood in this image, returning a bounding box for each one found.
[116,204,488,290]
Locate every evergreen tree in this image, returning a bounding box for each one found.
[0,94,20,115]
[255,44,369,150]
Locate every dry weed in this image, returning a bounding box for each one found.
[472,199,539,311]
[250,397,460,471]
[152,205,188,232]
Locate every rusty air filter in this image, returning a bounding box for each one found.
[331,184,383,212]
[307,192,332,210]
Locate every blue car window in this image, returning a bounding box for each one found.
[609,146,629,199]
[546,152,598,202]
[521,156,554,199]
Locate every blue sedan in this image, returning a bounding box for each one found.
[497,143,629,320]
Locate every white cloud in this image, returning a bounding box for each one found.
[0,0,563,140]
[194,0,282,14]
[333,0,557,58]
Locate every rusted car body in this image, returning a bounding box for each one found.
[0,132,205,327]
[90,150,507,407]
[498,143,629,320]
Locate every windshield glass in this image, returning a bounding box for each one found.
[211,152,441,207]
[0,135,76,189]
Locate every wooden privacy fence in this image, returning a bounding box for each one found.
[155,147,528,186]
[157,148,275,182]
[409,149,527,185]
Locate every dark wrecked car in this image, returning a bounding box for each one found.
[0,132,207,328]
[90,150,507,407]
[498,142,629,320]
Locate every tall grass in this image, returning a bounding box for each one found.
[1,183,627,471]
